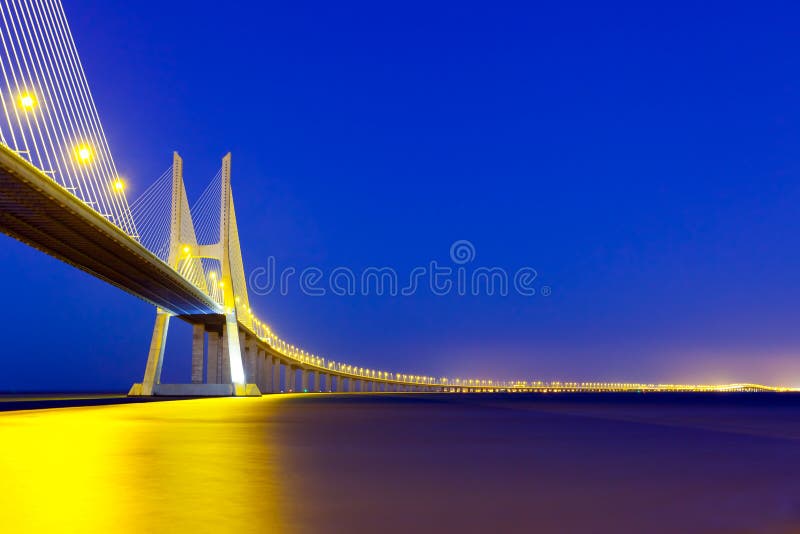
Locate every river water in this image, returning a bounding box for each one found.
[1,393,799,533]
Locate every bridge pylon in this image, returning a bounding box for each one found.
[129,153,260,396]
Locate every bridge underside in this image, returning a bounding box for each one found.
[0,146,220,316]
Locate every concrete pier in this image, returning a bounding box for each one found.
[260,350,272,393]
[207,331,220,384]
[301,370,309,392]
[191,324,204,384]
[272,358,280,392]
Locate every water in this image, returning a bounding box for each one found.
[1,393,800,533]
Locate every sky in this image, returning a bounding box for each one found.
[1,0,799,391]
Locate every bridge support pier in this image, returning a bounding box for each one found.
[130,315,260,397]
[259,350,275,393]
[207,330,220,384]
[242,332,255,385]
[310,370,319,392]
[255,347,263,392]
[220,327,232,383]
[272,357,281,392]
[132,310,171,396]
[301,369,309,392]
[191,324,204,384]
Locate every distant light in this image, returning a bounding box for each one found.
[209,272,217,279]
[182,245,190,254]
[112,179,125,192]
[19,93,35,110]
[76,145,92,163]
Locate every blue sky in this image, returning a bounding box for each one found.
[1,0,799,390]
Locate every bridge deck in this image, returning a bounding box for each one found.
[0,145,220,316]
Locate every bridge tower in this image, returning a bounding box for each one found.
[129,153,260,396]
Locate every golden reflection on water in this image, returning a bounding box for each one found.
[0,398,288,533]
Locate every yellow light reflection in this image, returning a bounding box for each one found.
[19,93,35,110]
[76,145,93,163]
[0,398,287,531]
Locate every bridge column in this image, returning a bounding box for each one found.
[309,370,322,391]
[242,333,257,385]
[140,310,171,396]
[254,347,264,392]
[191,324,204,384]
[310,370,319,392]
[349,379,357,392]
[260,350,272,393]
[272,357,281,392]
[287,365,296,392]
[300,369,309,392]
[319,373,327,392]
[336,376,345,392]
[220,327,232,384]
[206,330,220,383]
[240,331,249,380]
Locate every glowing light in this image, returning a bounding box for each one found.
[112,179,125,192]
[19,93,35,109]
[182,245,190,254]
[76,145,93,163]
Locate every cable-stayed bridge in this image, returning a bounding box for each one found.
[0,1,790,396]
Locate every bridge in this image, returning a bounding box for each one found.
[0,1,792,396]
